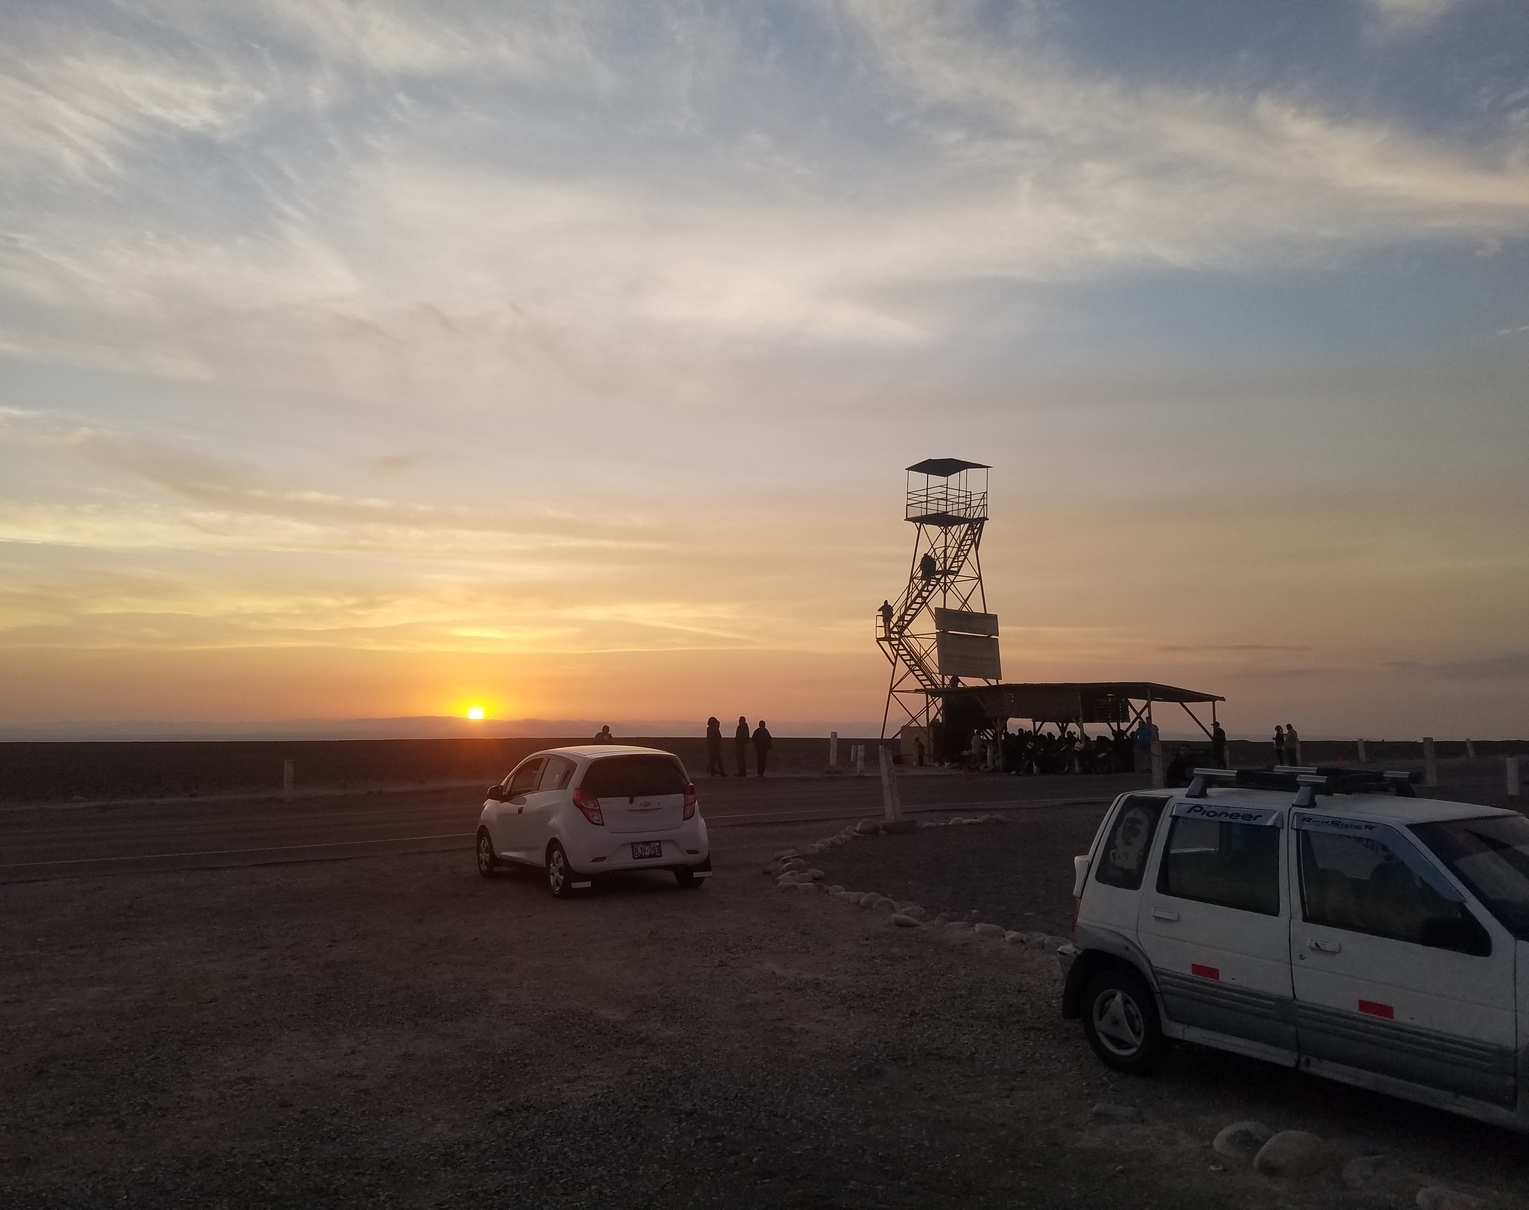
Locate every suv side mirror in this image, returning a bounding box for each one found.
[486,785,505,802]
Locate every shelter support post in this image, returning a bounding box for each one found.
[1507,757,1520,799]
[283,758,294,802]
[1178,701,1214,740]
[1423,736,1437,787]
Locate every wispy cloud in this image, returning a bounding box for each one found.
[1,0,1527,393]
[1392,654,1529,680]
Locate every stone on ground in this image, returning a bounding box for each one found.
[1090,1103,1143,1125]
[1004,930,1025,944]
[890,914,919,928]
[1417,1187,1483,1210]
[854,820,881,835]
[945,920,973,932]
[1341,1155,1397,1190]
[900,905,927,921]
[1253,1130,1328,1177]
[1213,1120,1274,1160]
[973,923,1006,939]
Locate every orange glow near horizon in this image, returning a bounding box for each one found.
[466,705,485,720]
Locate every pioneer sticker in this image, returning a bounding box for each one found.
[1170,801,1282,827]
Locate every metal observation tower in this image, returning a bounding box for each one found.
[877,459,1001,739]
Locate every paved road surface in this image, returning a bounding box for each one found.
[0,772,1141,882]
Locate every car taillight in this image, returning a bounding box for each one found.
[572,788,604,826]
[682,782,698,820]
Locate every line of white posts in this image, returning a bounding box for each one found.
[840,734,1521,801]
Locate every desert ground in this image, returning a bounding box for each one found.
[2,764,1527,1208]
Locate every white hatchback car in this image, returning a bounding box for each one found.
[1060,766,1529,1131]
[475,745,711,897]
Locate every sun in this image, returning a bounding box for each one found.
[466,705,485,721]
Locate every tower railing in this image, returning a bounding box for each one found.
[905,485,987,523]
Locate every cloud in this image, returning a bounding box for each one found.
[1392,653,1529,680]
[1363,0,1463,31]
[0,0,1527,393]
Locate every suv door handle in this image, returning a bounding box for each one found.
[1309,938,1341,954]
[1151,908,1179,922]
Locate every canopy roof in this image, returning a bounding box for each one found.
[926,681,1223,725]
[905,457,990,477]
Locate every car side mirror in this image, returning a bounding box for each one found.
[487,785,505,801]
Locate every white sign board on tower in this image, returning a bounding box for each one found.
[936,632,1002,680]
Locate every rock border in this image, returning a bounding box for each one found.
[764,813,1070,953]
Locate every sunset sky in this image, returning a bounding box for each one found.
[1,0,1526,738]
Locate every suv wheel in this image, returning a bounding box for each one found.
[475,829,498,878]
[546,841,578,899]
[1082,967,1166,1073]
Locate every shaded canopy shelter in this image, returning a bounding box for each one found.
[925,680,1224,739]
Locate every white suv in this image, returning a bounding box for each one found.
[475,745,711,897]
[1060,766,1529,1131]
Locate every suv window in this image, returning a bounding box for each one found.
[579,755,687,798]
[1159,817,1281,915]
[1094,795,1167,891]
[1412,815,1529,942]
[506,758,545,797]
[1298,825,1491,956]
[539,756,576,792]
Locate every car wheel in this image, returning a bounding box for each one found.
[674,858,710,889]
[475,829,499,878]
[1081,967,1166,1074]
[546,841,578,899]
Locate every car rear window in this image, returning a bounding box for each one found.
[579,755,687,798]
[1093,795,1167,891]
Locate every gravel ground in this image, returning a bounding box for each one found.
[3,808,1528,1209]
[807,806,1107,938]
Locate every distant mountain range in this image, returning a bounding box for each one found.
[0,716,884,742]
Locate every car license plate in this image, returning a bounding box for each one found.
[631,841,663,860]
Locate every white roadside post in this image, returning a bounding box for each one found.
[855,744,865,777]
[1466,738,1476,759]
[1356,738,1367,764]
[829,731,838,768]
[1423,736,1438,788]
[1508,757,1521,799]
[1150,739,1164,789]
[878,744,903,821]
[282,758,294,802]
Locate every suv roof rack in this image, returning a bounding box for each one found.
[1184,766,1417,802]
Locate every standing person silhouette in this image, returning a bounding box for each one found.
[1284,723,1299,765]
[879,600,894,637]
[594,725,614,744]
[705,716,727,777]
[1211,721,1227,769]
[752,720,773,778]
[1272,725,1284,767]
[734,716,750,778]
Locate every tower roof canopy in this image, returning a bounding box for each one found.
[906,457,989,477]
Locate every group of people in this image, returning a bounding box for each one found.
[705,716,773,778]
[1273,723,1301,765]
